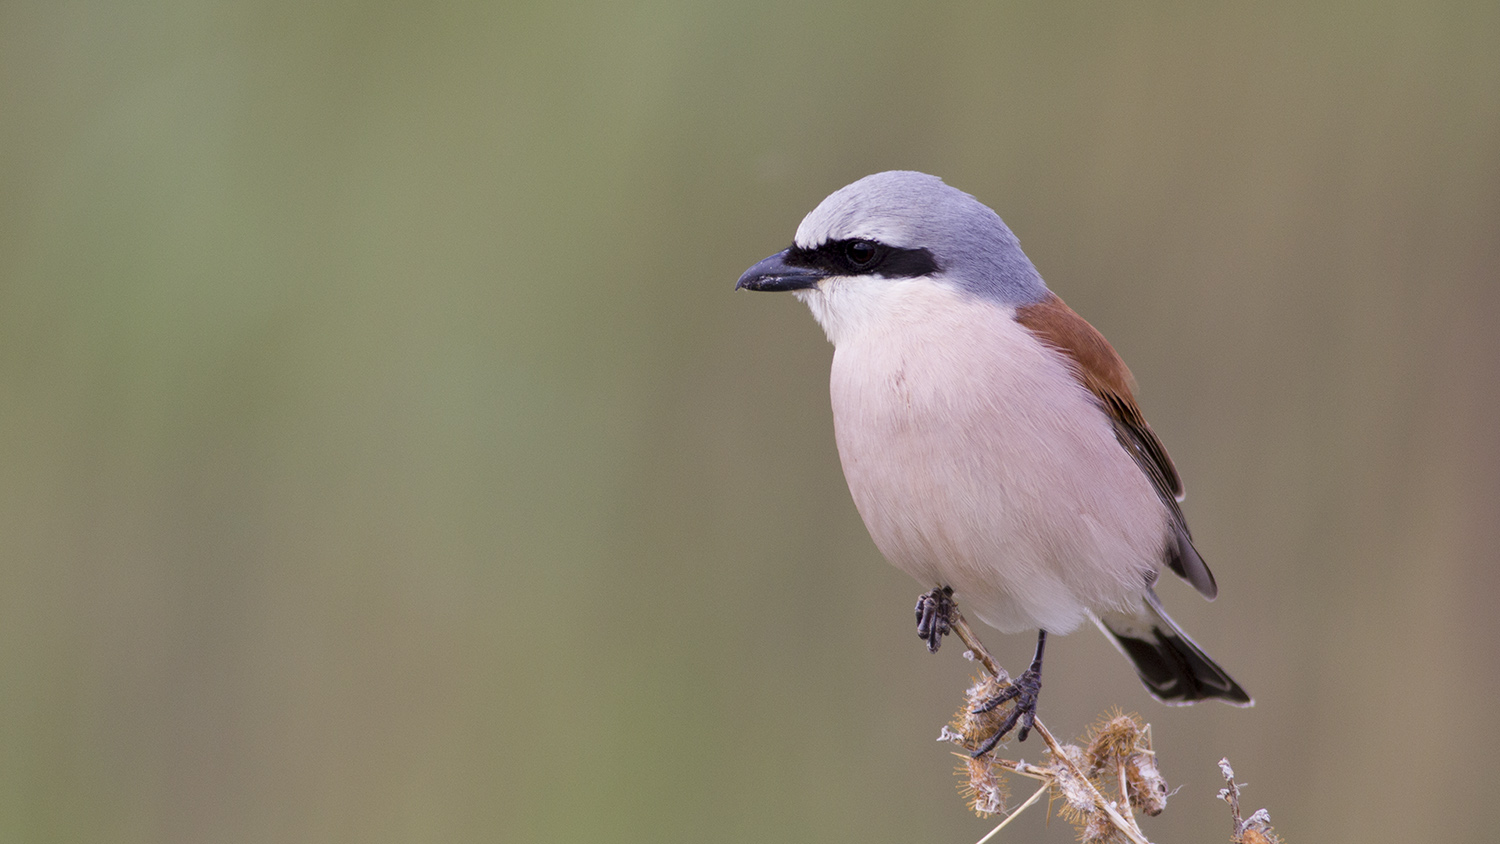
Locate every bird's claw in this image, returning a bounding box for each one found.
[970,667,1042,755]
[915,587,954,653]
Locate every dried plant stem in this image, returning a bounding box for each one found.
[1101,801,1153,844]
[983,758,1048,782]
[1218,758,1280,843]
[948,605,1155,844]
[1118,757,1137,827]
[1034,716,1152,844]
[973,782,1050,844]
[947,610,1006,680]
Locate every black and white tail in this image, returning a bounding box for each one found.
[1096,589,1252,706]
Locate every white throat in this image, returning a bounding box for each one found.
[795,276,963,347]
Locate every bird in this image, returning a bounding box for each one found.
[736,171,1250,753]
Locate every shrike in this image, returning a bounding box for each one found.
[737,171,1249,753]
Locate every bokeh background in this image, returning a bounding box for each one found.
[3,2,1498,842]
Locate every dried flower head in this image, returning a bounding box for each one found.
[956,753,1009,817]
[1081,810,1123,843]
[1048,743,1098,822]
[944,673,1016,754]
[1082,710,1143,775]
[1125,752,1168,817]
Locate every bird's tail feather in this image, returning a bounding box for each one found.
[1095,589,1252,706]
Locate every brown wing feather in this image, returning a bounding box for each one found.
[1015,293,1217,599]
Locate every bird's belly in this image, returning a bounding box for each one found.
[828,298,1168,634]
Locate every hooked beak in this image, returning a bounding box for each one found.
[735,249,827,292]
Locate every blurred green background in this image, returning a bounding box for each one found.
[3,2,1498,842]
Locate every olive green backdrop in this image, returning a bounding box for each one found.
[3,2,1497,842]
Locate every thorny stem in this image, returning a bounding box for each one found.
[948,604,1154,844]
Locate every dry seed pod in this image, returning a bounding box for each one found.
[1081,810,1122,843]
[1049,744,1099,819]
[957,754,1008,817]
[948,674,1013,752]
[1083,713,1143,775]
[1125,753,1168,816]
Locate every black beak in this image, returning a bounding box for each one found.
[735,249,827,292]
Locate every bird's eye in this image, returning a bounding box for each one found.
[844,240,880,269]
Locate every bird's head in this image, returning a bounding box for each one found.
[737,171,1049,343]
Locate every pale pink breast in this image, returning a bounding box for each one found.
[825,284,1170,634]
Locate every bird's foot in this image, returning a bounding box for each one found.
[914,586,954,653]
[970,667,1042,755]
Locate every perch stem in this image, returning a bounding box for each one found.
[947,604,1154,844]
[947,610,1006,680]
